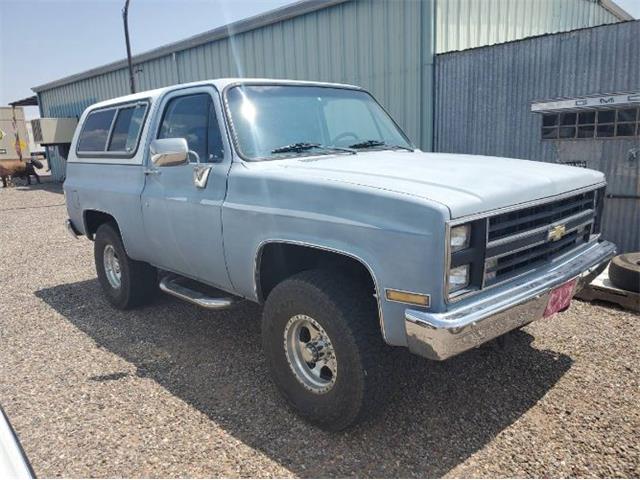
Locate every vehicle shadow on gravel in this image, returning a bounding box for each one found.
[36,280,572,478]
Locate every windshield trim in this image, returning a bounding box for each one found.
[221,81,415,162]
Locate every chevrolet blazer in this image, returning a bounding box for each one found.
[64,78,616,430]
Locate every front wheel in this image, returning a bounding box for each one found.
[94,223,157,309]
[262,269,391,431]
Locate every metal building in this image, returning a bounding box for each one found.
[0,107,30,162]
[435,20,640,252]
[31,0,629,182]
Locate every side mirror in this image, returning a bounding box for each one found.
[150,138,189,167]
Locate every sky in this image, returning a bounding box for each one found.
[1,0,639,120]
[616,0,640,18]
[0,0,295,118]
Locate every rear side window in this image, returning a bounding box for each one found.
[77,101,148,155]
[108,104,147,152]
[77,109,115,151]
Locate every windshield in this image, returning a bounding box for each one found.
[226,85,413,160]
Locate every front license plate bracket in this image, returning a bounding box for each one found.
[544,278,578,318]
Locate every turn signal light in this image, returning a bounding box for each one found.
[385,289,430,307]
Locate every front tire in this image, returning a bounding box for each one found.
[262,269,391,431]
[94,223,157,309]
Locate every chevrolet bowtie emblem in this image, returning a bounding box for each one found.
[548,224,566,242]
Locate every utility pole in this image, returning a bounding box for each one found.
[123,0,136,94]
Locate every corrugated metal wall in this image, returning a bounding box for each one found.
[436,0,619,52]
[39,0,435,181]
[36,0,621,181]
[435,21,640,252]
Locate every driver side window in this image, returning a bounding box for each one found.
[158,93,224,163]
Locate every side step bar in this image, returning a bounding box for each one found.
[159,275,235,310]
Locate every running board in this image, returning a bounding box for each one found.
[159,275,235,310]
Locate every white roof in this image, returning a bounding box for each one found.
[89,78,362,109]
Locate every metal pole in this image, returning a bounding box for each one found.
[123,0,136,94]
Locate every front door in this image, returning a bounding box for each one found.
[141,86,233,290]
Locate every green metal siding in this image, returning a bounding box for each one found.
[36,0,620,180]
[39,0,435,180]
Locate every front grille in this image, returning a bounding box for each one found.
[483,189,600,286]
[488,190,596,242]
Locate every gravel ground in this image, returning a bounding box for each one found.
[0,182,638,478]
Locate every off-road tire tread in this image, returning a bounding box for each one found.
[262,268,391,431]
[94,222,158,309]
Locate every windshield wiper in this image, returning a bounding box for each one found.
[348,139,414,152]
[271,142,356,155]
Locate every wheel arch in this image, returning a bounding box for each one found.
[254,239,388,342]
[83,209,120,240]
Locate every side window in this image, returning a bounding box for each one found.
[77,109,115,151]
[108,103,147,152]
[158,93,223,163]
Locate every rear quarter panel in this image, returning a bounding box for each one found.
[64,162,148,260]
[63,95,159,261]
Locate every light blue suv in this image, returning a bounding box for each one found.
[64,79,615,430]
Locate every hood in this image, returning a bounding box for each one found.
[268,151,605,218]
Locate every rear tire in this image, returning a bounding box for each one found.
[609,253,640,293]
[94,223,158,309]
[262,269,391,431]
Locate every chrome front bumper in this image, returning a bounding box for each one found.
[405,240,616,361]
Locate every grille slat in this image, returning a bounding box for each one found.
[493,230,589,279]
[484,190,598,286]
[491,231,579,273]
[486,209,593,258]
[488,191,595,242]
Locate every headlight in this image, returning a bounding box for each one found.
[446,220,486,300]
[450,224,471,252]
[448,264,470,293]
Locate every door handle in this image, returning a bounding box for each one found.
[193,165,212,189]
[144,168,161,176]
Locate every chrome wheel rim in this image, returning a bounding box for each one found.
[103,244,122,289]
[284,314,337,394]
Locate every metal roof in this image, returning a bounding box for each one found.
[32,0,348,92]
[32,0,631,94]
[8,95,38,107]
